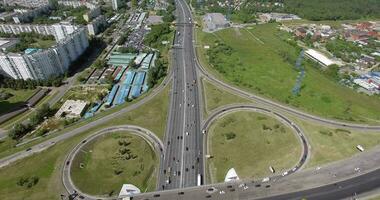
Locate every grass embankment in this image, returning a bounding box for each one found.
[208,111,302,183]
[0,88,37,115]
[197,23,380,124]
[71,132,157,196]
[0,84,170,200]
[202,79,252,115]
[290,117,380,168]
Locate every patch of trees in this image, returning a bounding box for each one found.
[9,103,52,140]
[207,41,234,73]
[117,30,131,45]
[160,3,176,23]
[147,53,167,88]
[118,46,138,54]
[0,74,63,90]
[144,23,171,48]
[284,0,380,21]
[17,176,39,188]
[326,38,362,63]
[7,32,55,53]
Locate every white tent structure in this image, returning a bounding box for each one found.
[224,168,240,182]
[118,184,141,200]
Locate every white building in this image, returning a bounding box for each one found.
[112,0,120,10]
[305,49,336,67]
[354,79,379,91]
[2,0,49,8]
[55,100,88,118]
[118,184,140,200]
[0,28,89,80]
[224,168,240,182]
[53,23,78,41]
[203,13,230,32]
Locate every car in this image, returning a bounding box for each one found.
[206,195,212,198]
[26,148,32,151]
[186,132,189,136]
[202,130,206,134]
[227,185,233,188]
[265,185,271,188]
[243,186,249,190]
[262,177,270,182]
[219,190,225,194]
[282,171,288,176]
[255,184,261,187]
[178,191,184,195]
[239,183,245,188]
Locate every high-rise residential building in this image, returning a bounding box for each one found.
[0,23,77,41]
[112,0,120,10]
[1,0,49,8]
[0,28,89,80]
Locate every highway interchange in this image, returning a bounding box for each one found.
[1,0,380,199]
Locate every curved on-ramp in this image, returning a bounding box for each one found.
[61,125,165,200]
[201,104,310,184]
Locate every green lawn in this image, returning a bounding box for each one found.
[71,132,157,196]
[197,23,380,124]
[208,111,302,183]
[30,39,56,49]
[0,88,37,115]
[202,78,252,114]
[290,117,380,168]
[0,84,170,200]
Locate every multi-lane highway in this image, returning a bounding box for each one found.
[158,0,203,190]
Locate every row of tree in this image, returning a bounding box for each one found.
[0,74,63,90]
[284,0,380,21]
[9,103,52,140]
[147,53,167,88]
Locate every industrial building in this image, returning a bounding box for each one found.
[305,49,336,67]
[203,13,230,32]
[55,100,88,118]
[0,28,88,80]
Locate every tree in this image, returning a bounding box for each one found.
[9,123,31,140]
[131,0,138,9]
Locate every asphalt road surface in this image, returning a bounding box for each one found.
[158,0,203,190]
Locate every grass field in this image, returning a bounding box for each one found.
[0,88,37,115]
[202,78,252,114]
[197,23,380,124]
[0,84,170,200]
[289,117,380,168]
[30,39,56,49]
[208,111,302,183]
[71,132,157,196]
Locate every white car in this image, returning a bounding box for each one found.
[219,190,225,194]
[262,177,270,182]
[282,171,288,176]
[186,132,189,136]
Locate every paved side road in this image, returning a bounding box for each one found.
[62,125,164,200]
[0,70,172,169]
